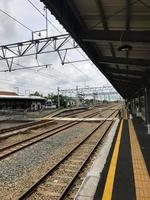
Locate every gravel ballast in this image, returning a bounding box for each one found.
[0,121,99,199]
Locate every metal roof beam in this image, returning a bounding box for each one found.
[95,0,108,30]
[113,80,140,87]
[125,0,131,75]
[112,78,141,84]
[126,0,131,30]
[98,56,150,67]
[107,68,150,77]
[81,30,150,43]
[95,0,120,78]
[110,75,142,82]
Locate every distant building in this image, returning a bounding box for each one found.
[45,99,56,109]
[66,97,77,107]
[0,91,46,111]
[0,91,18,96]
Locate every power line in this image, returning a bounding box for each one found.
[0,7,83,81]
[0,63,52,72]
[0,81,55,95]
[27,0,61,33]
[0,76,53,90]
[0,59,64,82]
[27,0,87,60]
[0,4,96,83]
[0,8,33,32]
[27,0,101,76]
[26,0,99,80]
[10,61,69,82]
[5,60,81,85]
[0,55,87,86]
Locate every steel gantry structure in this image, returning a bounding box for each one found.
[58,85,121,101]
[0,33,81,71]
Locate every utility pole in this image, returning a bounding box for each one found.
[15,87,19,95]
[84,80,86,88]
[45,6,48,37]
[57,87,60,108]
[25,90,30,96]
[76,86,79,107]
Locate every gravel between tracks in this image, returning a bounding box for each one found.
[0,121,99,200]
[0,109,99,150]
[0,121,29,130]
[0,121,62,149]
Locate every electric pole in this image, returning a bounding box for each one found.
[57,87,60,108]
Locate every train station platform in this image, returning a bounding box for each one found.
[75,116,150,200]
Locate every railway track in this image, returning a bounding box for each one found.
[0,104,117,135]
[0,107,96,136]
[53,108,88,117]
[0,119,52,134]
[18,110,118,200]
[0,111,99,160]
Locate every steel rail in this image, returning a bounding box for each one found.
[51,107,90,117]
[0,112,98,160]
[18,109,118,200]
[0,119,50,134]
[58,112,118,200]
[54,109,88,117]
[0,108,87,134]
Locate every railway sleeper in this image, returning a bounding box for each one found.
[55,175,72,182]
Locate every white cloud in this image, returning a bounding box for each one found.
[0,0,111,96]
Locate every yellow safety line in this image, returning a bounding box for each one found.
[126,109,128,119]
[124,109,128,120]
[102,120,123,200]
[128,119,150,200]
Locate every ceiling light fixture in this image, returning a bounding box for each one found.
[118,44,132,51]
[118,32,133,51]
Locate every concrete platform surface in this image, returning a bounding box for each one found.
[75,115,150,200]
[95,117,150,200]
[74,120,119,200]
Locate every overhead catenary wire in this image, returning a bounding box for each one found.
[27,0,88,59]
[26,0,101,80]
[0,6,90,80]
[27,0,61,33]
[0,63,52,72]
[0,50,85,90]
[0,59,81,87]
[0,8,33,32]
[0,78,56,94]
[0,6,91,84]
[27,0,90,62]
[0,2,108,92]
[0,42,58,81]
[7,61,72,82]
[0,42,80,84]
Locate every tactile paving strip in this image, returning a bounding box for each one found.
[128,119,150,200]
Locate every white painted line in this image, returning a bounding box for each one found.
[41,117,118,122]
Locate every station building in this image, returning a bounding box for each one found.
[0,91,46,111]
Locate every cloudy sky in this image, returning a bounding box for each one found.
[0,0,111,96]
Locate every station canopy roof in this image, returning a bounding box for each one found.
[41,0,150,99]
[0,95,45,101]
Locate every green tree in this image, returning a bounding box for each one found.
[30,91,43,97]
[49,94,67,108]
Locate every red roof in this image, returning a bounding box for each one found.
[0,91,18,96]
